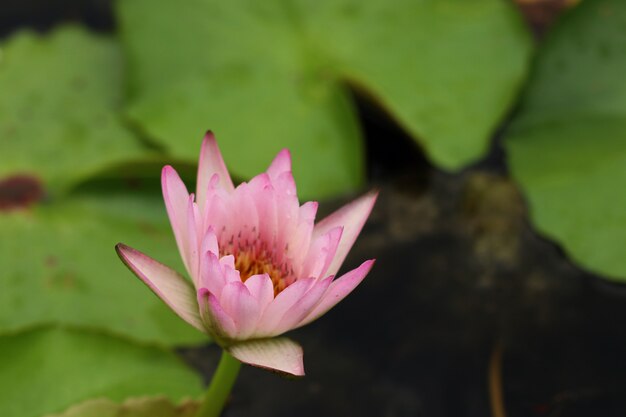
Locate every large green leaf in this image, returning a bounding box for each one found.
[0,327,202,417]
[47,397,198,417]
[117,0,531,197]
[0,191,205,345]
[0,25,146,194]
[505,0,626,281]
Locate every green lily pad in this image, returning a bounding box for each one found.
[505,0,626,281]
[0,326,202,417]
[0,191,206,345]
[0,25,147,194]
[116,0,531,197]
[46,397,199,417]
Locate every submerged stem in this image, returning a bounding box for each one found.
[488,341,506,417]
[194,350,242,417]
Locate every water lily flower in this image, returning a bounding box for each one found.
[116,132,376,376]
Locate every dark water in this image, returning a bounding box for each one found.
[5,1,626,416]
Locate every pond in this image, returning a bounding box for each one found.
[2,1,626,417]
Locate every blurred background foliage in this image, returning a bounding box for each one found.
[1,0,625,416]
[505,0,626,280]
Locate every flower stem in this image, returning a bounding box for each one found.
[194,350,242,417]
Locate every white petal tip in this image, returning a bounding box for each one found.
[228,338,305,377]
[115,243,205,333]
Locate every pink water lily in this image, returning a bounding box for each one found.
[116,132,376,376]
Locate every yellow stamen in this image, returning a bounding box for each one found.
[232,250,287,296]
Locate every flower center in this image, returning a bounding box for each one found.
[234,250,288,296]
[219,231,294,296]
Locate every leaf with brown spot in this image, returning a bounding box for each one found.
[0,26,150,195]
[116,0,532,198]
[505,0,626,281]
[0,193,206,345]
[46,397,199,417]
[0,327,202,417]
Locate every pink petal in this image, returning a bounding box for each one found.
[248,172,272,191]
[244,273,275,316]
[299,200,318,223]
[200,227,219,258]
[274,171,298,200]
[273,276,333,335]
[229,182,259,244]
[199,251,228,298]
[227,337,304,376]
[287,201,318,268]
[200,251,241,301]
[313,191,378,276]
[256,278,314,336]
[202,184,229,233]
[186,194,200,282]
[116,243,204,333]
[249,175,277,247]
[161,165,194,276]
[219,281,261,339]
[196,132,235,214]
[198,288,236,340]
[300,226,343,280]
[266,149,291,180]
[298,259,375,328]
[220,254,236,271]
[272,172,300,263]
